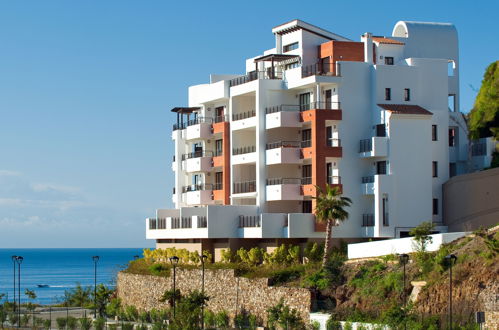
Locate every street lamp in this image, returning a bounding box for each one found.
[398,254,409,307]
[445,254,458,330]
[15,256,23,328]
[11,256,17,313]
[201,254,208,329]
[92,256,100,319]
[169,256,179,318]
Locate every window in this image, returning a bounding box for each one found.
[215,172,223,190]
[376,124,386,137]
[382,197,389,226]
[433,198,439,215]
[302,200,312,213]
[299,92,311,111]
[326,163,332,183]
[385,57,394,65]
[432,161,438,177]
[432,125,438,141]
[301,129,311,148]
[404,88,410,101]
[449,128,456,147]
[385,88,391,100]
[215,106,225,122]
[302,165,312,184]
[215,139,223,156]
[284,62,299,70]
[283,42,299,52]
[377,161,387,175]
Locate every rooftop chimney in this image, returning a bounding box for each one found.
[363,32,373,64]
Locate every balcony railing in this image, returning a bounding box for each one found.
[301,140,311,148]
[302,62,341,78]
[181,151,213,161]
[233,180,256,194]
[362,176,375,184]
[327,139,341,147]
[213,182,223,190]
[239,215,261,228]
[173,117,212,131]
[149,218,157,230]
[266,141,301,150]
[181,217,192,229]
[171,217,180,229]
[362,214,375,227]
[232,110,256,121]
[197,216,207,228]
[182,183,214,193]
[214,150,223,157]
[266,101,341,114]
[233,146,256,155]
[359,139,373,153]
[214,115,229,123]
[327,176,341,185]
[301,177,312,185]
[266,178,302,185]
[229,70,283,87]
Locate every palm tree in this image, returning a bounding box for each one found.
[313,184,352,267]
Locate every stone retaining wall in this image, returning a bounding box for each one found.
[117,269,312,323]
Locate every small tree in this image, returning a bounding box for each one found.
[410,221,436,252]
[313,185,352,267]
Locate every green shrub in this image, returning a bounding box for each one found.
[93,317,106,330]
[215,310,229,328]
[310,320,320,330]
[124,305,139,321]
[138,310,150,323]
[204,310,216,328]
[106,297,122,318]
[248,247,264,265]
[149,263,169,276]
[121,322,134,330]
[326,316,341,330]
[343,321,353,330]
[237,248,250,264]
[304,242,324,262]
[67,316,77,330]
[55,317,67,330]
[43,319,51,330]
[269,265,305,285]
[136,324,148,330]
[79,317,92,330]
[266,298,304,330]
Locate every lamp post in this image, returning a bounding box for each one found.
[169,256,179,318]
[92,256,100,319]
[11,256,17,313]
[201,254,208,329]
[398,253,409,330]
[15,256,23,328]
[445,254,457,330]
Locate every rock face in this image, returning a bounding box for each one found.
[117,269,312,323]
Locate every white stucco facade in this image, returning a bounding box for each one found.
[146,19,494,250]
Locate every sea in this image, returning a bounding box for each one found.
[0,248,145,305]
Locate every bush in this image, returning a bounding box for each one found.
[121,322,134,330]
[204,310,216,328]
[43,319,51,330]
[67,316,77,330]
[149,263,169,276]
[79,317,92,330]
[106,297,122,318]
[55,317,67,330]
[269,265,305,285]
[326,316,341,330]
[220,249,234,263]
[266,298,304,330]
[93,317,106,330]
[215,310,229,328]
[303,242,324,262]
[124,305,139,321]
[248,247,264,265]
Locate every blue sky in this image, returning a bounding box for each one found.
[0,1,497,248]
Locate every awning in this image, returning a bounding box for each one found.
[171,107,201,114]
[377,104,432,115]
[253,54,300,63]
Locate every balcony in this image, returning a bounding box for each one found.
[182,117,213,141]
[182,184,214,205]
[181,151,213,172]
[302,62,341,78]
[265,105,302,129]
[232,146,257,164]
[362,214,375,227]
[361,176,375,195]
[232,110,256,130]
[229,70,283,87]
[359,137,388,158]
[266,141,302,165]
[266,178,302,201]
[233,180,256,195]
[301,139,341,159]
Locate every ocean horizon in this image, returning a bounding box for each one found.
[0,248,146,305]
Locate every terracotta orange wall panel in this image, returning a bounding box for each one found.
[222,122,230,205]
[213,122,224,134]
[213,189,224,201]
[213,156,224,168]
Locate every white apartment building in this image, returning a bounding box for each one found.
[146,19,490,258]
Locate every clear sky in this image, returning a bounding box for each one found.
[1,1,497,248]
